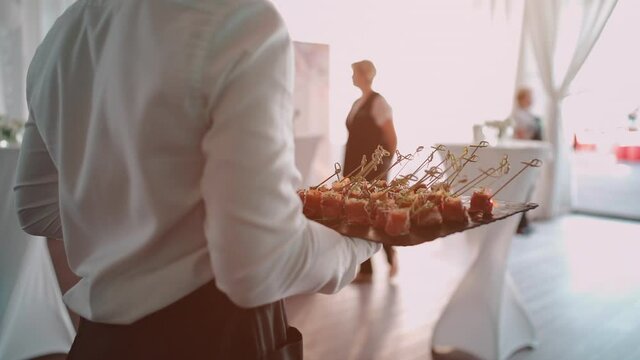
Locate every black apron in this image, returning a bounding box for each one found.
[343,92,392,181]
[66,281,303,360]
[343,92,395,274]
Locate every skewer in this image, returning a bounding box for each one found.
[447,141,489,185]
[407,148,454,191]
[451,155,509,196]
[382,174,419,194]
[451,156,508,195]
[341,146,391,194]
[345,155,368,179]
[424,151,461,188]
[451,167,497,197]
[448,153,479,181]
[411,167,434,188]
[373,150,409,181]
[490,159,543,199]
[408,144,446,179]
[408,164,443,191]
[312,162,342,189]
[425,163,457,188]
[359,145,390,179]
[482,155,511,189]
[409,163,446,191]
[368,150,412,189]
[390,146,425,180]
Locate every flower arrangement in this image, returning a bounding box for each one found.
[0,114,25,147]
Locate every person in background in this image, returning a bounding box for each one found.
[512,87,543,141]
[512,86,542,234]
[14,1,379,359]
[343,60,398,282]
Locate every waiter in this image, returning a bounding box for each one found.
[343,60,398,282]
[14,1,379,359]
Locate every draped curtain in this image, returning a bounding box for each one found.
[519,0,618,218]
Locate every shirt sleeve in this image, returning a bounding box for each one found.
[199,2,379,308]
[372,95,393,126]
[13,113,63,239]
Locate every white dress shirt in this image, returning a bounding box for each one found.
[14,0,379,324]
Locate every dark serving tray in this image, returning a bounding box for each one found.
[312,197,538,246]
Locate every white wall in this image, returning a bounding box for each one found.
[272,0,524,167]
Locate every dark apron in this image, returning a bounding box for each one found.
[343,92,391,181]
[344,92,394,274]
[66,281,303,360]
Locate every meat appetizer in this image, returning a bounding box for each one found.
[297,143,542,238]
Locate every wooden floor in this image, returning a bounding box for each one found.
[285,214,640,360]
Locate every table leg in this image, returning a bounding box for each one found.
[432,217,537,360]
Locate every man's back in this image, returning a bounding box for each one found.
[24,0,271,323]
[17,0,377,327]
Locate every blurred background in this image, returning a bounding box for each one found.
[1,1,639,359]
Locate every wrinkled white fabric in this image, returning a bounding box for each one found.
[521,0,618,217]
[15,0,378,324]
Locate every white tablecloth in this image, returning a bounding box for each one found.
[432,141,550,360]
[0,147,75,360]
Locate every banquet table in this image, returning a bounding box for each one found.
[432,140,550,360]
[0,147,75,360]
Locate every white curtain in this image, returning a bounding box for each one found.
[0,0,74,119]
[520,0,618,218]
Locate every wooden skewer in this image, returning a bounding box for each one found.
[395,144,445,187]
[407,147,455,190]
[408,156,448,191]
[341,146,390,194]
[446,153,479,186]
[482,155,512,189]
[359,145,390,179]
[382,173,419,194]
[373,150,408,181]
[490,159,543,199]
[368,150,412,189]
[423,151,460,188]
[451,154,509,196]
[345,155,368,179]
[425,163,458,188]
[313,162,342,189]
[451,167,498,197]
[391,146,424,180]
[448,141,489,185]
[409,144,446,179]
[407,165,438,189]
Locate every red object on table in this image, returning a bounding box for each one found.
[615,146,640,162]
[573,134,597,152]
